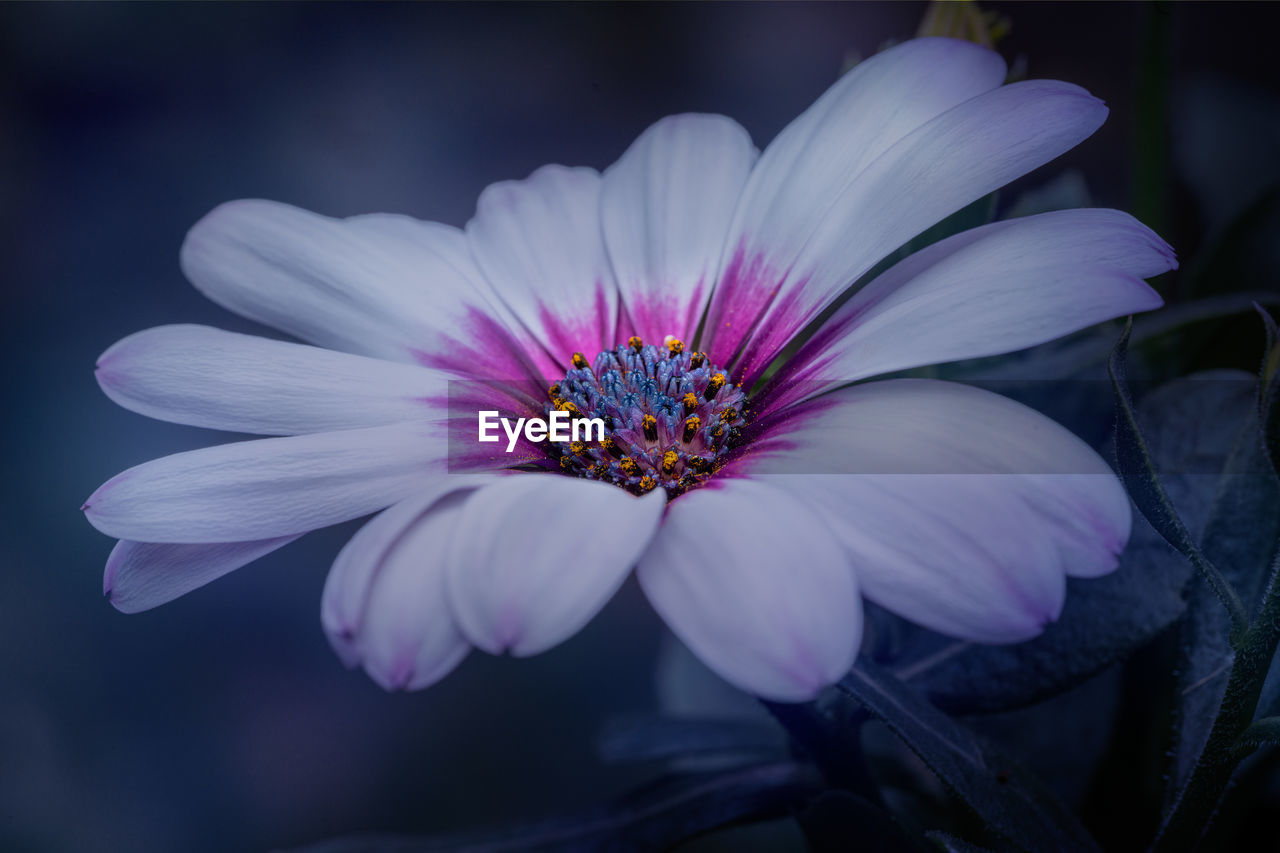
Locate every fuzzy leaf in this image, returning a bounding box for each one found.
[837,661,1099,852]
[1169,372,1280,797]
[1109,325,1232,590]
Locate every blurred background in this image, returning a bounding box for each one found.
[2,2,1279,851]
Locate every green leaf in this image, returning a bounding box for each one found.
[837,661,1099,852]
[1109,321,1247,634]
[1231,716,1280,761]
[1169,372,1280,797]
[1199,402,1280,610]
[1155,545,1280,850]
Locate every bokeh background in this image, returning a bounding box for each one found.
[3,2,1279,851]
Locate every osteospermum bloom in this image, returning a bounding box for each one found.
[85,39,1174,702]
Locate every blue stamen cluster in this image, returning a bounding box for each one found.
[546,337,748,497]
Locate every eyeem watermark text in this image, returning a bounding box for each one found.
[478,410,606,452]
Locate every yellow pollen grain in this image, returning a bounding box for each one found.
[662,450,678,473]
[571,352,589,370]
[666,338,684,356]
[628,336,643,352]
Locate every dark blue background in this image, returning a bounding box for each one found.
[3,3,1278,850]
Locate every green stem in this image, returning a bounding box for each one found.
[761,699,880,801]
[1229,716,1280,763]
[1152,553,1280,851]
[1110,320,1250,638]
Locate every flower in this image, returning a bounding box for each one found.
[84,38,1175,702]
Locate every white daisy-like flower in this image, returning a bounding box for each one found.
[85,38,1174,702]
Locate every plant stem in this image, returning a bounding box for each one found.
[1152,554,1280,851]
[761,700,880,801]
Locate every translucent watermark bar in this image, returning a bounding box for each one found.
[445,377,1269,476]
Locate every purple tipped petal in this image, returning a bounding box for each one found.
[808,476,1066,642]
[737,379,1132,637]
[601,113,758,345]
[322,479,496,690]
[445,476,666,657]
[181,200,546,380]
[467,166,619,370]
[702,37,1008,374]
[83,422,461,544]
[769,209,1175,411]
[96,324,452,435]
[637,480,862,703]
[105,536,300,614]
[707,65,1111,385]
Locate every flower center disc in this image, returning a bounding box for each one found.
[546,336,748,497]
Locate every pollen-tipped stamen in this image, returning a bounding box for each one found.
[705,373,725,400]
[542,339,749,498]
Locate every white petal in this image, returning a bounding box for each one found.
[711,75,1110,384]
[83,422,459,543]
[180,200,544,379]
[96,325,449,435]
[744,379,1131,584]
[803,476,1066,642]
[322,477,496,689]
[702,37,1008,372]
[467,165,618,368]
[636,480,862,702]
[601,114,758,345]
[445,475,666,656]
[104,536,300,614]
[774,209,1173,406]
